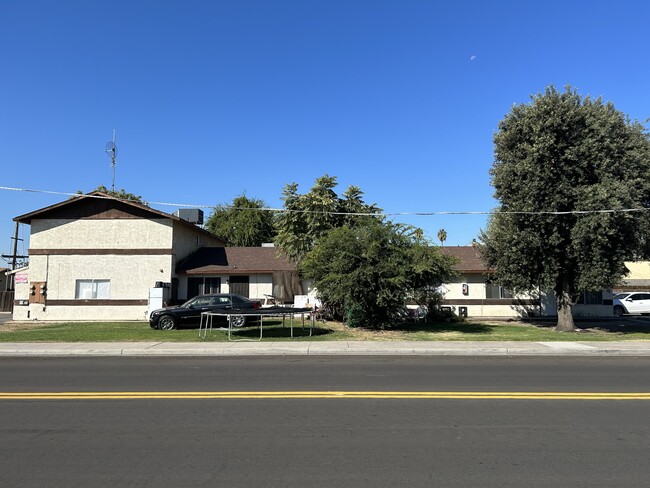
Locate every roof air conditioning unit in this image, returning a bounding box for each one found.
[173,208,204,225]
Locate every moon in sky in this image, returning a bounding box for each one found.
[470,55,477,61]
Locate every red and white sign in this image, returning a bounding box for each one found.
[15,274,28,284]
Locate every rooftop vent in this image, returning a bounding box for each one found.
[173,208,204,225]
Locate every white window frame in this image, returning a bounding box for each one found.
[486,284,513,299]
[75,279,111,299]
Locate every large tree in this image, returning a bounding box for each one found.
[300,220,456,328]
[205,194,276,246]
[275,174,380,262]
[480,86,650,331]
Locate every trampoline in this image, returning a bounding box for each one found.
[199,306,314,341]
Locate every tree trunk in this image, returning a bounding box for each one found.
[555,290,576,332]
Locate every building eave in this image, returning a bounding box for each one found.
[12,191,229,243]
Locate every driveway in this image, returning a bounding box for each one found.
[590,315,650,332]
[0,312,13,325]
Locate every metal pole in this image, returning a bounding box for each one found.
[9,222,19,291]
[11,222,19,271]
[111,129,116,193]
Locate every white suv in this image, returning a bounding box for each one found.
[613,292,650,316]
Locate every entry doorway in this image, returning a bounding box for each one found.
[229,276,250,297]
[187,277,221,299]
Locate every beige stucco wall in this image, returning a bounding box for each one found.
[11,270,30,320]
[14,216,205,321]
[444,273,614,318]
[623,261,650,280]
[29,254,172,299]
[16,254,172,321]
[30,218,173,249]
[221,274,273,299]
[542,292,615,317]
[444,275,492,300]
[172,222,225,261]
[170,223,227,291]
[442,273,540,318]
[443,304,532,318]
[17,304,148,321]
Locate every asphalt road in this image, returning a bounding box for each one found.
[1,356,650,487]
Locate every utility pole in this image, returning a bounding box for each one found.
[105,129,117,192]
[2,223,29,290]
[11,222,19,270]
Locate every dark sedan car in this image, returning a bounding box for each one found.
[149,294,261,330]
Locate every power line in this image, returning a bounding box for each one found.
[1,184,650,217]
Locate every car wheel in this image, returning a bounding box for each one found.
[231,315,247,328]
[613,305,625,317]
[158,315,176,330]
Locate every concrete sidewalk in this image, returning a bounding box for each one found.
[0,340,649,357]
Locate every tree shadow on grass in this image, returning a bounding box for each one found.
[577,322,650,335]
[519,317,650,335]
[227,323,335,339]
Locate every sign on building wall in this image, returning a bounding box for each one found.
[15,274,28,284]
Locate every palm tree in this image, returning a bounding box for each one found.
[437,228,447,246]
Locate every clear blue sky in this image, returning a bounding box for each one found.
[2,0,650,262]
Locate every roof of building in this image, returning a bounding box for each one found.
[13,191,228,244]
[5,266,28,275]
[441,245,490,273]
[176,247,296,275]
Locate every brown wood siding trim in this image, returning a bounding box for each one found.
[183,270,275,275]
[14,195,170,223]
[29,249,173,255]
[441,299,540,306]
[63,209,155,219]
[614,286,650,292]
[46,299,148,306]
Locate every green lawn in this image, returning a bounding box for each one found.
[0,320,350,342]
[1,319,649,342]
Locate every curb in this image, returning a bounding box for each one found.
[0,341,649,357]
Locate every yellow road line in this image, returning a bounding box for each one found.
[1,391,650,400]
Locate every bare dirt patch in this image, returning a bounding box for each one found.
[0,322,54,333]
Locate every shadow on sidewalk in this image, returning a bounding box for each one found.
[522,316,650,335]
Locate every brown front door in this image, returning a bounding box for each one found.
[229,276,249,297]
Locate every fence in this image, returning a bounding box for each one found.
[0,291,14,312]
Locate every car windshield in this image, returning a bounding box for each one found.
[613,293,630,300]
[180,296,233,308]
[180,297,211,308]
[180,298,197,308]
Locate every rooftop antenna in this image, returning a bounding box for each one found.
[105,129,117,192]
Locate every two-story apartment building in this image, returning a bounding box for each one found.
[9,192,622,321]
[12,192,227,321]
[12,192,305,322]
